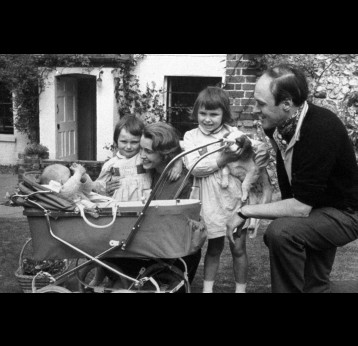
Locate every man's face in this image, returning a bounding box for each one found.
[253,74,288,130]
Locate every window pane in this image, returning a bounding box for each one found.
[167,76,222,138]
[0,83,13,134]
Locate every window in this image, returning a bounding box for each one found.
[0,83,13,134]
[166,76,222,138]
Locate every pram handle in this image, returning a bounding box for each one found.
[121,138,226,250]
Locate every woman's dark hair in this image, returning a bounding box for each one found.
[264,64,309,107]
[191,86,232,124]
[113,115,145,147]
[142,122,181,163]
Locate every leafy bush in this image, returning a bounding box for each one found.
[23,143,49,159]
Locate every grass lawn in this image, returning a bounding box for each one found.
[0,218,30,293]
[2,214,358,293]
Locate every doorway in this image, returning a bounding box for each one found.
[55,74,97,161]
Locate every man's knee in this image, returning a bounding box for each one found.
[263,218,296,248]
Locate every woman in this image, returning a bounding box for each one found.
[105,122,202,288]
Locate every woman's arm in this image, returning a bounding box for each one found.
[167,157,183,181]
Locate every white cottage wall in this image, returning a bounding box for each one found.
[133,54,227,96]
[39,67,116,162]
[37,55,226,163]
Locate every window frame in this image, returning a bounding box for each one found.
[0,83,14,135]
[165,76,223,138]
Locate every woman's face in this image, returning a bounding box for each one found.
[140,136,163,170]
[197,106,224,132]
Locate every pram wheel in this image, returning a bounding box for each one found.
[76,260,130,293]
[35,285,72,293]
[136,263,189,293]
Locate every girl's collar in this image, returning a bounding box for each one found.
[198,124,225,135]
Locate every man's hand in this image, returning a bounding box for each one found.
[106,179,121,196]
[226,212,247,244]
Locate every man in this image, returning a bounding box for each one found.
[227,64,358,293]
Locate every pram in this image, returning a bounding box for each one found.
[9,139,229,293]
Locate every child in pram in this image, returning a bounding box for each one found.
[40,162,98,209]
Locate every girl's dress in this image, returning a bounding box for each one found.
[183,124,267,239]
[95,152,152,202]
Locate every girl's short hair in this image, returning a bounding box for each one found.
[265,64,309,107]
[113,115,145,147]
[142,122,181,163]
[191,86,232,124]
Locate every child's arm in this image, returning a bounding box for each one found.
[183,130,244,178]
[80,173,95,194]
[182,131,222,177]
[93,160,118,195]
[60,164,85,199]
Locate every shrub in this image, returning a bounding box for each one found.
[23,143,49,159]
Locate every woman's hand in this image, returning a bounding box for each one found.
[168,158,183,181]
[226,212,246,244]
[106,179,121,196]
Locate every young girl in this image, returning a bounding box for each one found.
[182,87,269,293]
[95,115,182,202]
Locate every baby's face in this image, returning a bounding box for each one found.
[116,128,141,159]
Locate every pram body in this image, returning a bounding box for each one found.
[10,138,227,293]
[24,199,201,261]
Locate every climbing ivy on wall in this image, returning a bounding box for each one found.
[0,54,166,146]
[246,54,358,151]
[0,54,92,143]
[112,54,166,124]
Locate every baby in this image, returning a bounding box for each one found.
[39,163,96,208]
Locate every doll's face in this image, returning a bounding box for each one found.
[116,128,141,159]
[197,107,223,133]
